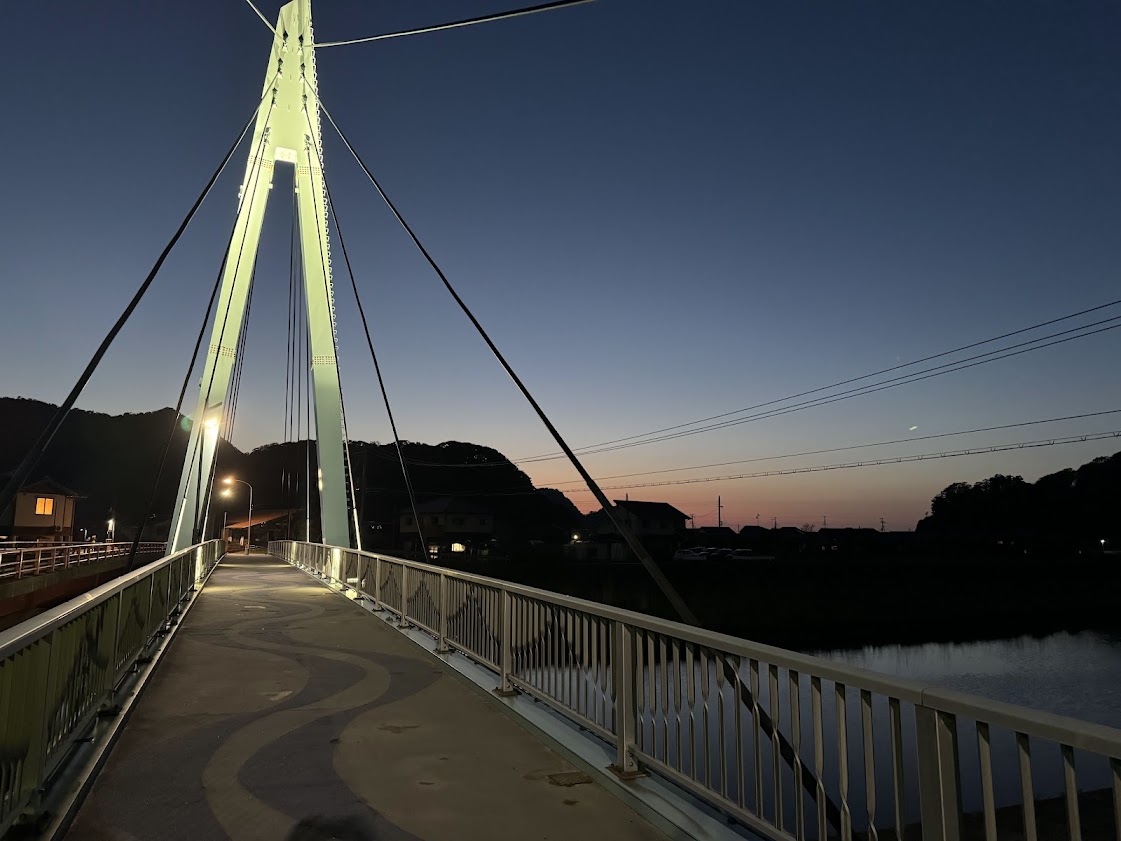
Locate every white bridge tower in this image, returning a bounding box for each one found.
[168,0,352,552]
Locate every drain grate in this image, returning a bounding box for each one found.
[547,771,593,787]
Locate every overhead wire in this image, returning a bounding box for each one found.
[515,315,1121,463]
[312,0,595,48]
[537,408,1121,486]
[515,297,1121,463]
[560,430,1121,492]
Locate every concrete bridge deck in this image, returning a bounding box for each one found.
[67,554,668,841]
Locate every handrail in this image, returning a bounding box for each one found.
[0,540,223,836]
[272,540,1121,841]
[0,541,165,581]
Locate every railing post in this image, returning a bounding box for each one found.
[400,564,411,627]
[916,705,962,841]
[495,589,516,696]
[610,620,643,778]
[435,573,449,653]
[374,555,382,609]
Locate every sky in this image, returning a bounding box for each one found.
[2,0,1119,530]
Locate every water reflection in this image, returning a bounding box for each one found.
[815,630,1121,730]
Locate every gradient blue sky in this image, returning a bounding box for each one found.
[2,1,1119,529]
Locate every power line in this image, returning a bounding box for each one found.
[560,430,1121,492]
[537,408,1121,486]
[516,316,1121,463]
[312,0,595,48]
[515,298,1121,463]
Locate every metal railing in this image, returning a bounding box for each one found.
[273,540,1121,841]
[0,540,222,836]
[0,541,165,580]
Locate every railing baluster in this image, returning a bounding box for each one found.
[976,722,997,841]
[686,644,696,779]
[837,682,851,841]
[733,655,745,809]
[1061,744,1081,841]
[716,653,728,798]
[811,676,827,841]
[861,689,877,841]
[889,697,906,841]
[771,663,783,832]
[1017,731,1037,841]
[654,632,663,762]
[1111,758,1121,841]
[790,670,804,840]
[673,639,683,772]
[701,647,712,789]
[751,658,763,818]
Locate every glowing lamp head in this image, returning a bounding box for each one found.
[203,417,219,432]
[223,477,234,485]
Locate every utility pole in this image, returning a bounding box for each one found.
[772,516,777,529]
[717,496,723,528]
[755,513,760,528]
[823,515,827,529]
[880,517,886,532]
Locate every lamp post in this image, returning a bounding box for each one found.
[223,477,253,554]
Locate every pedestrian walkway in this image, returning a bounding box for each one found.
[67,554,668,841]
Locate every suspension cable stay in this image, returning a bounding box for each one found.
[0,92,268,522]
[311,0,596,48]
[304,106,430,562]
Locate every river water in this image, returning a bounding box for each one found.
[816,629,1121,730]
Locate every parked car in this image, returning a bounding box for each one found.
[672,549,707,561]
[730,548,754,560]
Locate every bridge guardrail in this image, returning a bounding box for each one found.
[0,540,222,836]
[272,540,1121,841]
[0,542,166,581]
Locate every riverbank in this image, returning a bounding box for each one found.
[440,553,1121,651]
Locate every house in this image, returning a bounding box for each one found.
[570,499,689,561]
[1,477,80,542]
[400,497,495,560]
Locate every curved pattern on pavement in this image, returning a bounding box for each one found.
[66,554,666,841]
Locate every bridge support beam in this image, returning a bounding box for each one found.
[167,0,352,553]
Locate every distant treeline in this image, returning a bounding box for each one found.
[915,451,1120,553]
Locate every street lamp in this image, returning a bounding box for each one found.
[223,477,253,554]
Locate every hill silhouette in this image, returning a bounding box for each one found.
[0,397,580,545]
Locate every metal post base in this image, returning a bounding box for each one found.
[608,764,647,781]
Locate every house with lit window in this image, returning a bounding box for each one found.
[1,477,80,542]
[399,497,495,560]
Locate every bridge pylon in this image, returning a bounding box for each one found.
[168,0,353,553]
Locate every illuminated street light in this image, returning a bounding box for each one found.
[223,477,254,554]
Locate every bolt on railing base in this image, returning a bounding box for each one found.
[608,764,648,781]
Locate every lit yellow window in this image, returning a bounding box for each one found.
[35,497,55,515]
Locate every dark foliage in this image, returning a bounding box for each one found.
[917,451,1121,551]
[0,398,578,547]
